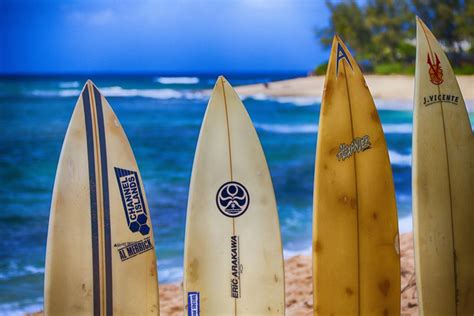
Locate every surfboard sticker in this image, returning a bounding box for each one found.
[216,181,250,218]
[427,52,443,85]
[187,292,200,316]
[115,237,154,262]
[336,42,353,76]
[230,235,242,298]
[336,135,372,161]
[114,167,150,236]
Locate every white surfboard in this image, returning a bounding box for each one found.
[413,18,474,315]
[44,81,159,315]
[183,76,285,315]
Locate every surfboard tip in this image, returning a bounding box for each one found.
[217,75,228,84]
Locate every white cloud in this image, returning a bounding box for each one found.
[68,9,115,26]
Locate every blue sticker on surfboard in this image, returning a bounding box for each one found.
[336,42,353,76]
[114,167,150,236]
[187,292,200,316]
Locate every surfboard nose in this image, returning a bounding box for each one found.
[80,79,99,95]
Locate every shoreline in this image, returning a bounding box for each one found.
[29,233,417,316]
[235,75,474,112]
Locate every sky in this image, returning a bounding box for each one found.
[0,0,332,75]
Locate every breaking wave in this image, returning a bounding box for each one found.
[154,77,200,84]
[26,86,209,100]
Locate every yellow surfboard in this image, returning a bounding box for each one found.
[44,81,159,315]
[413,18,474,315]
[312,36,400,315]
[183,76,285,315]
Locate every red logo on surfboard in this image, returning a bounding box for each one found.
[427,53,443,85]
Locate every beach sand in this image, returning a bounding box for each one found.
[158,232,418,316]
[30,233,417,315]
[235,75,474,111]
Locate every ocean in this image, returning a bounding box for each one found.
[0,74,472,314]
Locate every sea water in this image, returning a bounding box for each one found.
[0,75,472,314]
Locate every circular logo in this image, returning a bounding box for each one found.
[216,181,250,218]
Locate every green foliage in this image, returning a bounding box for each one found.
[454,65,474,75]
[374,63,415,74]
[365,0,414,64]
[318,0,372,61]
[314,62,328,75]
[318,0,473,74]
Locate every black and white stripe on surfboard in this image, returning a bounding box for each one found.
[94,86,113,314]
[82,83,113,316]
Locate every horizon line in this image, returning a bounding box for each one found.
[0,70,310,78]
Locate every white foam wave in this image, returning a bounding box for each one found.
[275,96,321,106]
[374,99,413,111]
[398,215,413,233]
[59,89,81,97]
[0,262,44,281]
[155,77,200,84]
[389,150,411,167]
[383,123,412,134]
[28,86,209,100]
[255,123,317,134]
[100,86,183,99]
[283,246,311,259]
[59,81,80,88]
[0,301,43,316]
[30,89,80,97]
[244,94,320,106]
[99,87,208,100]
[254,122,412,135]
[158,266,183,283]
[244,94,418,109]
[24,265,45,274]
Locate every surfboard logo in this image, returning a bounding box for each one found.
[216,181,250,218]
[230,235,242,298]
[115,237,154,262]
[114,167,150,236]
[187,292,200,316]
[336,42,353,76]
[423,93,459,106]
[427,53,443,85]
[337,135,371,161]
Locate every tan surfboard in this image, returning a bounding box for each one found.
[413,18,474,315]
[44,81,159,315]
[183,76,285,315]
[312,36,400,315]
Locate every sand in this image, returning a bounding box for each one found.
[234,75,474,111]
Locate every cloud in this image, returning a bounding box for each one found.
[68,9,115,26]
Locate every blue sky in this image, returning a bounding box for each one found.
[0,0,331,74]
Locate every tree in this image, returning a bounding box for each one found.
[317,0,473,71]
[365,0,414,64]
[412,0,474,64]
[456,0,474,55]
[318,0,372,61]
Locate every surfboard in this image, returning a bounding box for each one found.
[413,18,474,315]
[44,80,159,315]
[312,36,400,315]
[183,76,285,315]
